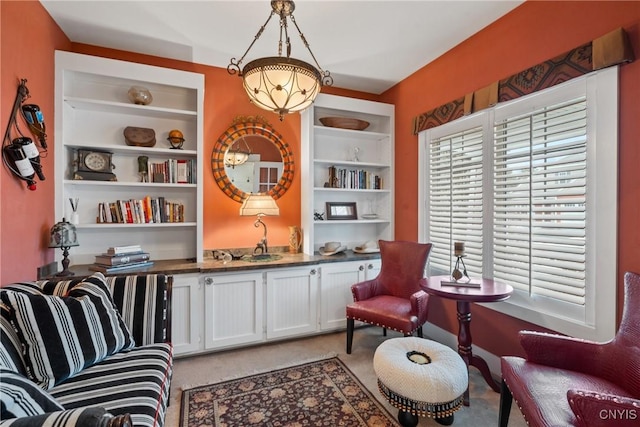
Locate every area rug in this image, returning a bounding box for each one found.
[180,356,399,426]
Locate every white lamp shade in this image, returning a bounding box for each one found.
[240,194,280,216]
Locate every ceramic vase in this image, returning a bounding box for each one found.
[288,226,302,254]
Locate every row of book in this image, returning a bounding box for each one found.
[88,244,154,274]
[148,158,196,184]
[328,166,383,190]
[97,196,185,224]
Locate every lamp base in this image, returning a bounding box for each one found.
[56,247,75,277]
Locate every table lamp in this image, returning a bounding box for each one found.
[240,193,279,258]
[49,217,79,276]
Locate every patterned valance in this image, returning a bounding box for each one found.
[412,27,634,134]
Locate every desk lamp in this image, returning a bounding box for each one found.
[49,218,79,276]
[240,194,279,258]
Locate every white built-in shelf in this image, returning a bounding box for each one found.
[301,94,395,254]
[55,51,204,265]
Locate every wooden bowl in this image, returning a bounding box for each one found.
[319,117,370,131]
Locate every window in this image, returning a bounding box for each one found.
[418,67,618,341]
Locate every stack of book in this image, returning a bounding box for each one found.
[89,245,154,273]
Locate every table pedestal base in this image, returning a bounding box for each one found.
[457,300,501,405]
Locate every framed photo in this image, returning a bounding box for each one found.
[326,202,358,220]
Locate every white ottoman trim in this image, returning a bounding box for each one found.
[373,337,468,418]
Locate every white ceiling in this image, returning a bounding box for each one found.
[41,0,524,94]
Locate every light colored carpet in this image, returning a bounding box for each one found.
[166,327,527,426]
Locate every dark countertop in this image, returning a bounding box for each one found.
[66,250,381,278]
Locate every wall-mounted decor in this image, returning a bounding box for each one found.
[211,115,294,203]
[2,79,47,191]
[325,202,357,220]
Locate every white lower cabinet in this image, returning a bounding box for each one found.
[171,260,380,357]
[203,272,265,350]
[265,267,319,339]
[319,260,381,331]
[171,274,203,356]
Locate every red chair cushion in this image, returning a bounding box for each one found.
[346,295,418,332]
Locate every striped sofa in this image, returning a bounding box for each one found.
[0,273,173,427]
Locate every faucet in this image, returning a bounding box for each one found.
[252,214,270,257]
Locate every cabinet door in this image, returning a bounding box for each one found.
[203,272,264,350]
[364,259,381,280]
[319,261,365,331]
[171,274,203,356]
[265,267,319,339]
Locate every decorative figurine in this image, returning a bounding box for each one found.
[137,155,149,182]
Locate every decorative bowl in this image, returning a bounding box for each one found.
[319,117,370,131]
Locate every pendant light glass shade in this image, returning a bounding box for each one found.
[242,57,322,118]
[228,0,332,121]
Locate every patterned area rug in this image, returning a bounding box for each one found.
[180,357,399,426]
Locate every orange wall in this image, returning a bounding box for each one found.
[0,1,71,284]
[381,0,640,357]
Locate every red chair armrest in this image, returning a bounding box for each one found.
[410,290,430,321]
[567,389,640,427]
[351,279,378,301]
[519,331,607,373]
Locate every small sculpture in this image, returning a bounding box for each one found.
[137,156,149,182]
[167,129,185,149]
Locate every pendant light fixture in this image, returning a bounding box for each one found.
[224,135,252,168]
[227,0,332,121]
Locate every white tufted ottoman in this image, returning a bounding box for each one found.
[373,337,468,426]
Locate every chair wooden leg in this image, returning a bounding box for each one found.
[498,379,513,427]
[383,328,387,336]
[417,326,423,338]
[346,318,355,354]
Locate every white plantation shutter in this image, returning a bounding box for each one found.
[428,126,484,276]
[493,97,587,305]
[420,68,618,341]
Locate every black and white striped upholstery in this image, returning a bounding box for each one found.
[0,304,27,375]
[0,368,63,418]
[0,281,135,389]
[1,273,173,427]
[50,344,173,427]
[39,273,170,346]
[0,406,116,427]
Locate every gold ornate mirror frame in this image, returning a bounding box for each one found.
[212,116,294,202]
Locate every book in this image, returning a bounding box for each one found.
[440,280,481,288]
[106,245,143,255]
[94,252,150,266]
[177,159,188,183]
[89,261,154,274]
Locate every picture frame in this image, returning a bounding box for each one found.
[326,202,358,220]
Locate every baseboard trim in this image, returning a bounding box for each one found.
[422,323,502,378]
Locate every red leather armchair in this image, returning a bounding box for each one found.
[499,271,640,427]
[345,240,432,354]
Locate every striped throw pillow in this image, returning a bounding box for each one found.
[0,281,134,390]
[0,367,63,419]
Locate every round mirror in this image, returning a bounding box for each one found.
[212,116,294,202]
